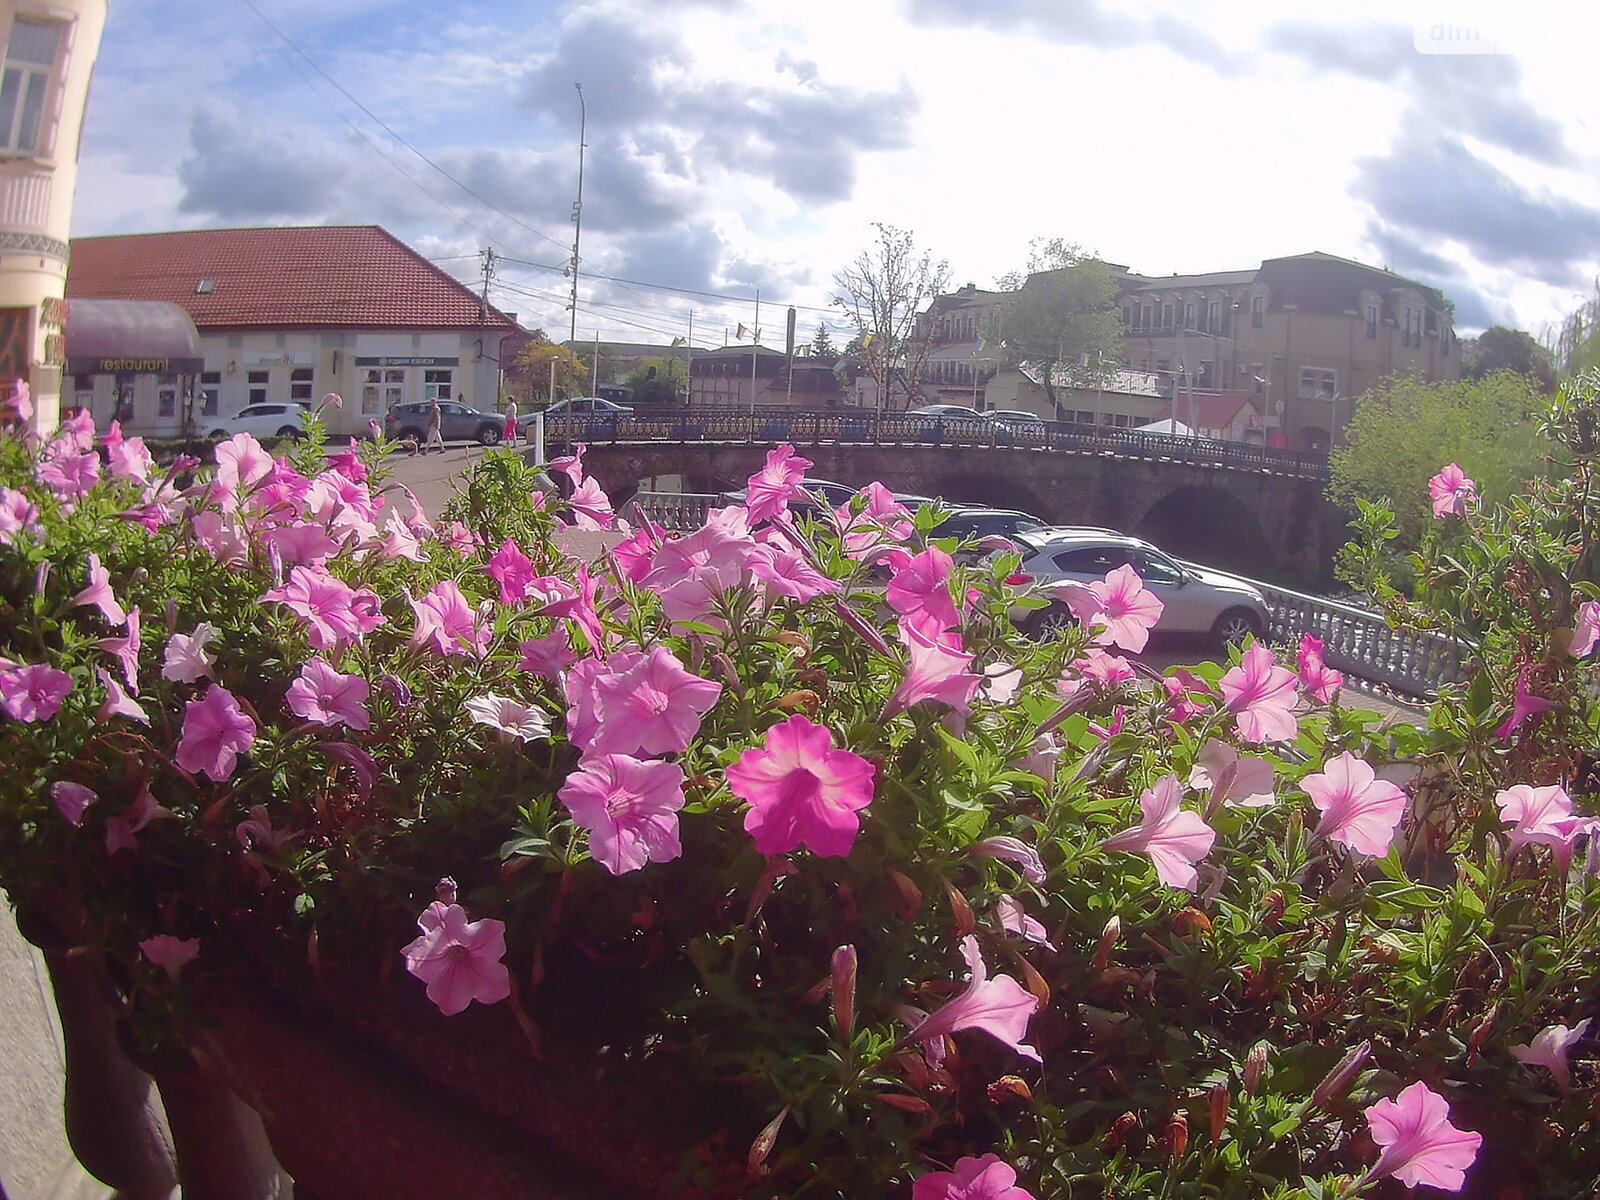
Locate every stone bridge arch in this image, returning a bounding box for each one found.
[1128,486,1275,577]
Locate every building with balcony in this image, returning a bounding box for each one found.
[0,0,108,432]
[688,343,843,408]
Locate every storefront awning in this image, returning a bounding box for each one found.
[65,300,205,375]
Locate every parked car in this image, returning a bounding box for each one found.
[385,400,506,446]
[715,477,863,518]
[906,404,983,423]
[207,401,311,442]
[541,396,634,417]
[984,409,1046,429]
[931,506,1050,544]
[1005,528,1270,647]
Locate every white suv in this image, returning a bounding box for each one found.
[1007,528,1270,647]
[207,402,311,442]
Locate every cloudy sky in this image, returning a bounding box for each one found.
[71,0,1600,346]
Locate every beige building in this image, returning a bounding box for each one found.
[0,0,108,432]
[1115,251,1458,454]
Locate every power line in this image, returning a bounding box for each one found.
[234,0,571,256]
[497,255,840,317]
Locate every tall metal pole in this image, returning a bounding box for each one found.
[567,84,586,349]
[592,331,600,394]
[749,288,760,417]
[685,310,694,406]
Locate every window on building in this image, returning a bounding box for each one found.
[424,369,453,401]
[247,369,269,406]
[1123,305,1134,328]
[1198,360,1214,389]
[1249,364,1265,393]
[1141,305,1152,330]
[1184,301,1196,330]
[0,18,61,156]
[289,366,313,403]
[1208,300,1222,333]
[1365,304,1378,339]
[157,374,178,419]
[1162,303,1174,331]
[1250,295,1265,329]
[1299,367,1336,400]
[362,368,404,416]
[200,370,221,416]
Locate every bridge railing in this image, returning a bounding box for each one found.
[1255,580,1472,699]
[621,490,1469,700]
[542,408,1330,480]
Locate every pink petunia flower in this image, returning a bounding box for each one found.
[568,476,617,530]
[71,553,127,626]
[1572,601,1600,659]
[1056,563,1164,653]
[749,543,840,603]
[517,629,578,678]
[558,753,687,874]
[104,789,173,855]
[259,522,343,569]
[883,620,982,718]
[1428,463,1477,518]
[36,450,101,500]
[162,625,217,683]
[465,694,551,742]
[0,487,40,546]
[727,713,876,857]
[1495,783,1587,871]
[286,658,371,730]
[97,606,142,693]
[0,662,73,722]
[563,649,642,751]
[51,781,98,826]
[743,443,813,523]
[585,645,722,757]
[1219,644,1299,743]
[1364,1080,1481,1191]
[995,894,1054,950]
[1101,774,1217,891]
[899,935,1041,1062]
[175,684,256,781]
[264,566,385,652]
[409,579,492,658]
[1058,647,1135,700]
[140,935,200,980]
[1188,739,1276,808]
[1296,632,1343,704]
[401,898,512,1016]
[1510,1018,1591,1093]
[1162,668,1211,723]
[912,1154,1036,1200]
[969,835,1047,883]
[212,433,275,504]
[834,482,913,559]
[485,537,538,605]
[1303,751,1407,857]
[886,546,961,632]
[96,666,149,723]
[107,435,155,484]
[1496,671,1556,741]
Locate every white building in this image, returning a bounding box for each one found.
[64,225,522,439]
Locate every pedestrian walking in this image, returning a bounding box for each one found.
[424,393,445,455]
[503,397,519,447]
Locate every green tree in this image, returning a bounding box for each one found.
[810,322,836,359]
[831,223,950,410]
[512,336,589,406]
[992,240,1123,413]
[1329,371,1552,548]
[1553,279,1600,377]
[1462,325,1556,393]
[626,356,688,406]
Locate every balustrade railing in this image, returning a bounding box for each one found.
[540,407,1329,480]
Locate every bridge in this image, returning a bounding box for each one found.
[543,408,1349,580]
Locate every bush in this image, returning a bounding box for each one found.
[1,406,1598,1198]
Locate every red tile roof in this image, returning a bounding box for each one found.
[66,225,518,332]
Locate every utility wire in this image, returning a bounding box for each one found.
[497,255,841,317]
[234,0,571,256]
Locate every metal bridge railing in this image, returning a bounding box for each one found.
[542,407,1330,480]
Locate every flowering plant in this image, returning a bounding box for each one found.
[1,413,1597,1197]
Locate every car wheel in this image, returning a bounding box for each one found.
[478,424,502,446]
[1026,605,1079,641]
[1212,607,1263,649]
[276,425,303,441]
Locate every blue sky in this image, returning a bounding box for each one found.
[72,0,1600,346]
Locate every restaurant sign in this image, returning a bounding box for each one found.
[353,356,460,367]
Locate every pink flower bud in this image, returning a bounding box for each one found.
[831,945,857,1041]
[1311,1040,1372,1111]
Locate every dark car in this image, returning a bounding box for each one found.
[931,506,1050,543]
[385,400,506,446]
